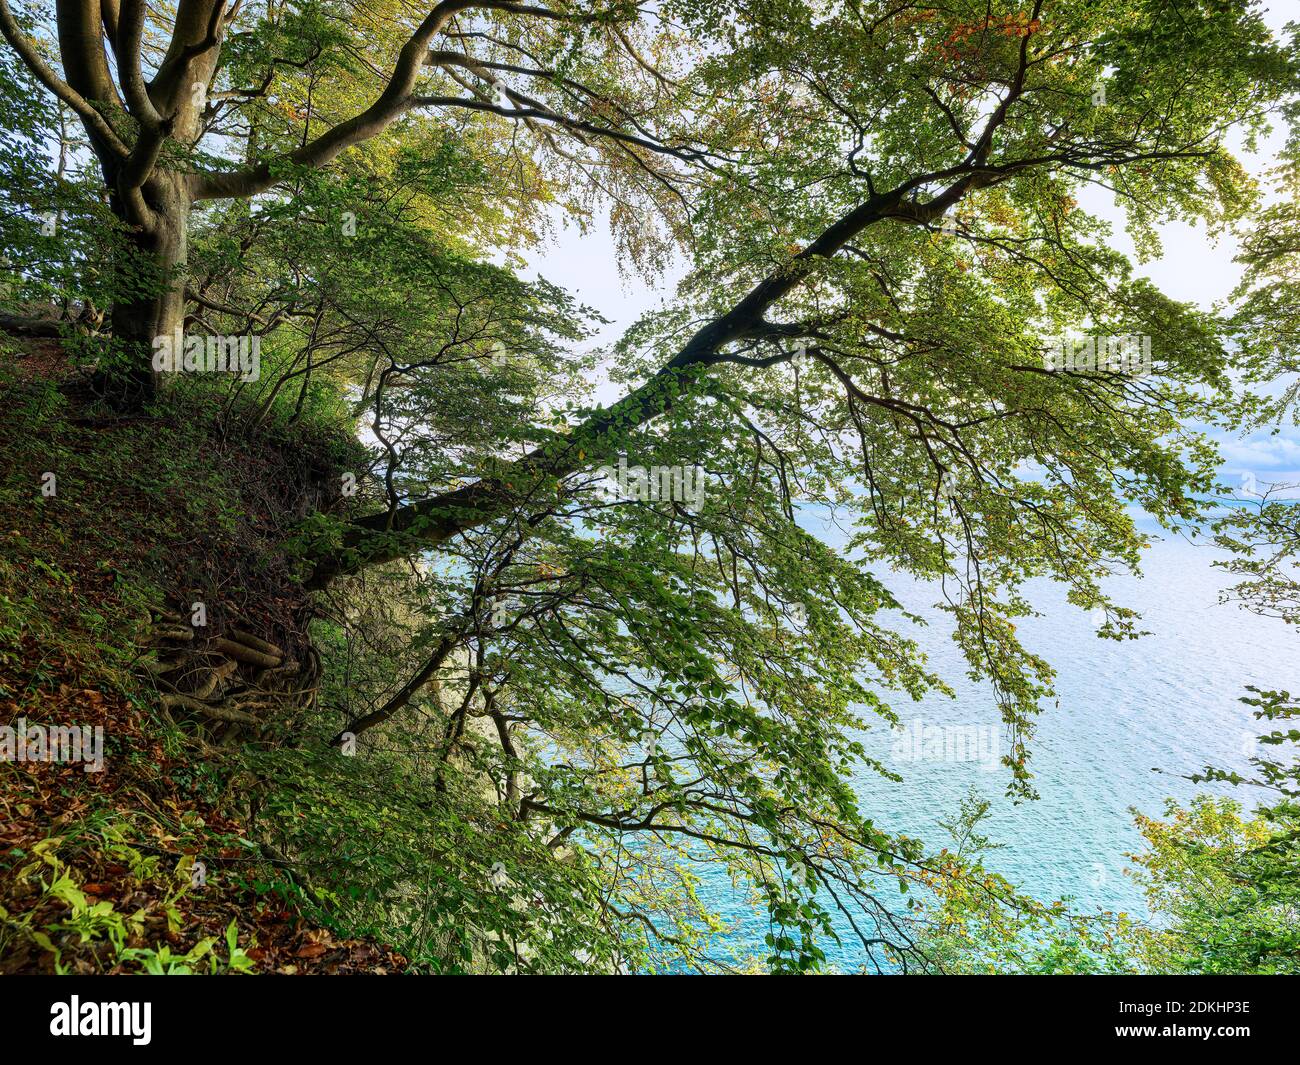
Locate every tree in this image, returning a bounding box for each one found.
[1157,122,1300,975]
[0,0,707,403]
[3,0,1297,972]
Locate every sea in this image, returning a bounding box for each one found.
[690,520,1296,970]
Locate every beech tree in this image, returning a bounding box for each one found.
[3,0,1296,971]
[0,0,709,401]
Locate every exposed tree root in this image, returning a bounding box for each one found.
[213,637,282,669]
[138,610,315,742]
[160,690,263,724]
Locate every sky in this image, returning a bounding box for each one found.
[519,1,1300,492]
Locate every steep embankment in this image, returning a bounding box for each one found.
[0,336,403,974]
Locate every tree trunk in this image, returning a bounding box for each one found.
[96,176,192,409]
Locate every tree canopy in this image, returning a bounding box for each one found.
[1,0,1298,974]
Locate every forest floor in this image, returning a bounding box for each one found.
[0,336,405,974]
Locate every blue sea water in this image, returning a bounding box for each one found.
[692,525,1296,970]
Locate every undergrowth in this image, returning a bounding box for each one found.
[0,340,404,974]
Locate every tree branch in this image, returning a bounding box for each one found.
[0,0,129,157]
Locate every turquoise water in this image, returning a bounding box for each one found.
[694,526,1294,969]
